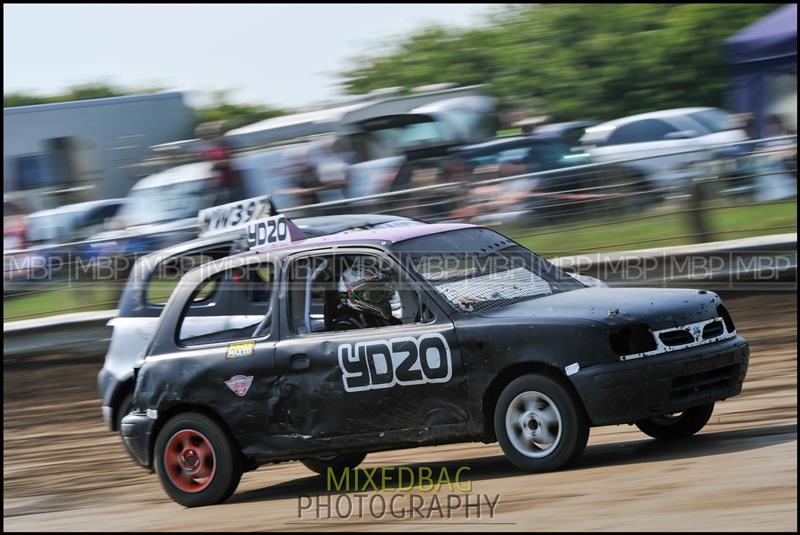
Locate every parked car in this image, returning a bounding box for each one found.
[25,198,126,247]
[89,143,332,257]
[119,221,748,507]
[385,134,636,224]
[534,121,601,144]
[3,199,126,290]
[580,107,748,195]
[453,134,593,171]
[89,162,222,257]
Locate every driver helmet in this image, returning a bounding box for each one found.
[338,261,395,321]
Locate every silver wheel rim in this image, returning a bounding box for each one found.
[505,390,563,458]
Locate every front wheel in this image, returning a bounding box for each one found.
[635,402,715,440]
[494,374,589,472]
[154,412,242,507]
[302,452,367,476]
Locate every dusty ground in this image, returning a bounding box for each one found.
[3,293,797,531]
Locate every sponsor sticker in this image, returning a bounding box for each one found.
[224,375,254,397]
[565,362,580,376]
[227,340,255,360]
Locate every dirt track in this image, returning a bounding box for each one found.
[3,293,797,531]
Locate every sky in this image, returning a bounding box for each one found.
[3,4,497,110]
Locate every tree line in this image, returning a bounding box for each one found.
[339,4,779,121]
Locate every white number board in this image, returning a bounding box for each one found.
[198,196,274,236]
[247,214,293,251]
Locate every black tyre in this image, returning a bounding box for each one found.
[302,452,367,476]
[635,402,715,440]
[154,412,242,507]
[494,374,589,472]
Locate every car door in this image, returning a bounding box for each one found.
[274,248,470,441]
[167,260,280,438]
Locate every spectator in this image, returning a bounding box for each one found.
[3,199,28,251]
[196,121,246,204]
[280,157,343,216]
[295,163,326,208]
[308,136,351,201]
[750,114,796,202]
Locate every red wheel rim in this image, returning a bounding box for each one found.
[163,429,216,493]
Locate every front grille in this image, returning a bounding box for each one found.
[659,329,695,346]
[702,320,724,339]
[670,363,741,402]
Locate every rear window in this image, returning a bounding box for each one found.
[394,228,582,313]
[607,119,678,145]
[146,246,233,305]
[177,263,275,346]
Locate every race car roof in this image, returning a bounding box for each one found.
[293,214,419,237]
[226,222,476,263]
[174,222,478,292]
[292,222,472,247]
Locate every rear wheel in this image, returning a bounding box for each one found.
[154,412,242,507]
[302,452,366,476]
[494,374,589,472]
[635,402,715,440]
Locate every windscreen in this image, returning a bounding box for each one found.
[394,227,583,313]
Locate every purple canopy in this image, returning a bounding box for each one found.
[725,4,797,137]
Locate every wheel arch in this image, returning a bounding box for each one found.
[109,377,135,431]
[481,361,586,441]
[148,403,245,470]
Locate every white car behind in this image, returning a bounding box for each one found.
[580,107,748,190]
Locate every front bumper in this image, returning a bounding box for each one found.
[571,336,749,426]
[120,411,157,468]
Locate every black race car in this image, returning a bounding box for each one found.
[120,222,749,507]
